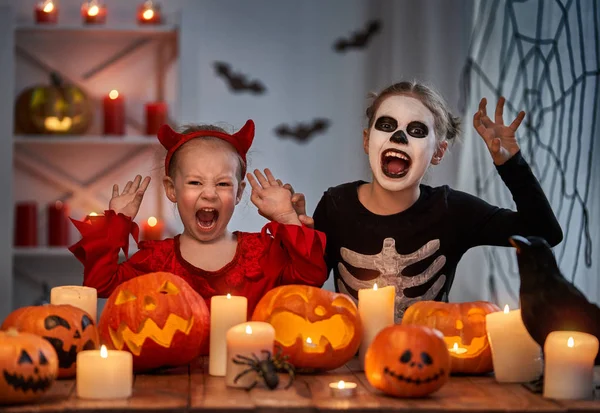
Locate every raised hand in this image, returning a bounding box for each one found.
[109,175,151,219]
[247,169,301,226]
[473,97,525,165]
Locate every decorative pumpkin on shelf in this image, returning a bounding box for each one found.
[0,329,58,405]
[1,304,99,379]
[251,285,362,372]
[365,324,450,398]
[98,272,209,372]
[14,72,92,135]
[401,301,500,374]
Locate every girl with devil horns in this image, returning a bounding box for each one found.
[69,121,327,318]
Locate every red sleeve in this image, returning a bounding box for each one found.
[259,222,327,287]
[68,210,151,298]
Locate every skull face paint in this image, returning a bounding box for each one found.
[367,95,437,192]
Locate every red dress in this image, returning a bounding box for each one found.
[69,210,328,317]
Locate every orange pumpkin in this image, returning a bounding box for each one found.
[98,272,209,372]
[251,285,362,371]
[1,304,98,379]
[0,329,58,404]
[365,324,450,398]
[402,301,500,374]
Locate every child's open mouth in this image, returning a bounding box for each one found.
[196,208,219,231]
[381,148,411,178]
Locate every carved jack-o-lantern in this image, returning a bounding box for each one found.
[1,304,98,379]
[0,329,58,404]
[402,301,500,374]
[98,272,209,372]
[252,285,362,371]
[365,324,450,398]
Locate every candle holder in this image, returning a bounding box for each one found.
[137,1,162,25]
[81,0,106,25]
[35,0,58,24]
[329,380,357,397]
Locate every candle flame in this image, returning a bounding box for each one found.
[245,325,252,335]
[503,304,510,314]
[100,345,108,358]
[453,343,458,351]
[337,380,345,389]
[147,216,157,227]
[89,212,98,217]
[43,1,54,13]
[88,4,99,16]
[568,337,574,348]
[143,9,154,20]
[109,90,119,99]
[306,337,313,344]
[373,283,378,291]
[226,293,231,299]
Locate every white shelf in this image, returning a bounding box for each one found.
[13,246,138,258]
[16,24,177,35]
[14,135,161,145]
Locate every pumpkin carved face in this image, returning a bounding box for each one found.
[402,301,500,373]
[0,329,58,404]
[365,324,450,398]
[98,272,209,372]
[1,304,98,378]
[251,285,362,371]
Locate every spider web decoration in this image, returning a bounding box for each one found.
[459,0,599,303]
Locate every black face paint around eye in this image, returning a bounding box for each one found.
[407,121,428,138]
[389,130,408,145]
[44,315,71,331]
[375,116,398,133]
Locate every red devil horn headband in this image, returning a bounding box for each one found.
[158,120,255,173]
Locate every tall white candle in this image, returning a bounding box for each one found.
[485,305,543,383]
[358,283,396,368]
[51,286,97,322]
[225,322,274,388]
[209,294,247,376]
[544,331,599,400]
[76,345,133,399]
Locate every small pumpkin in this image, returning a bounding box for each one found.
[1,304,99,379]
[0,329,58,404]
[98,272,209,372]
[15,72,92,135]
[365,324,450,398]
[251,285,362,371]
[402,301,500,374]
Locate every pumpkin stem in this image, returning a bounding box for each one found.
[50,72,64,87]
[6,327,19,337]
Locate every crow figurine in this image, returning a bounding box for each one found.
[510,235,600,365]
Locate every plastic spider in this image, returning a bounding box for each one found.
[232,346,295,390]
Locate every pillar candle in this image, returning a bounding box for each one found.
[51,286,98,323]
[14,202,38,247]
[358,284,396,368]
[145,102,167,135]
[35,1,58,24]
[81,0,106,24]
[141,217,164,241]
[47,201,70,246]
[77,345,132,399]
[225,322,274,388]
[137,1,162,24]
[485,305,543,383]
[209,294,248,376]
[544,331,599,400]
[103,90,125,135]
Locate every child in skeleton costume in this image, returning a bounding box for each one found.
[310,82,562,323]
[69,120,327,319]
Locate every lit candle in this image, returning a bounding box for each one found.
[448,342,468,355]
[51,286,98,322]
[137,1,162,24]
[85,212,105,229]
[209,294,247,376]
[76,345,132,399]
[103,89,125,135]
[485,304,543,383]
[358,283,396,368]
[81,0,106,24]
[329,380,357,397]
[225,322,274,388]
[141,216,164,241]
[47,201,69,246]
[35,1,58,24]
[544,331,599,400]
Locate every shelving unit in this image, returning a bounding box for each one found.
[15,24,178,35]
[14,135,162,145]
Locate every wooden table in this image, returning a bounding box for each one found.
[4,358,600,413]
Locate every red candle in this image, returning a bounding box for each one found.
[142,217,164,241]
[81,0,106,24]
[35,1,58,24]
[48,201,70,246]
[145,102,167,135]
[137,1,162,25]
[103,90,125,136]
[85,212,106,230]
[14,202,38,247]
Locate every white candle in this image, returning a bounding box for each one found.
[544,331,599,400]
[448,342,468,355]
[51,286,97,322]
[209,294,247,376]
[486,305,543,383]
[76,345,133,399]
[358,283,396,368]
[329,380,357,397]
[225,322,274,388]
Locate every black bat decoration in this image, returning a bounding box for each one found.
[214,62,266,94]
[274,119,330,143]
[334,20,382,53]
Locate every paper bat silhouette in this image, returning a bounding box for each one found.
[274,119,330,143]
[334,20,382,52]
[214,62,266,94]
